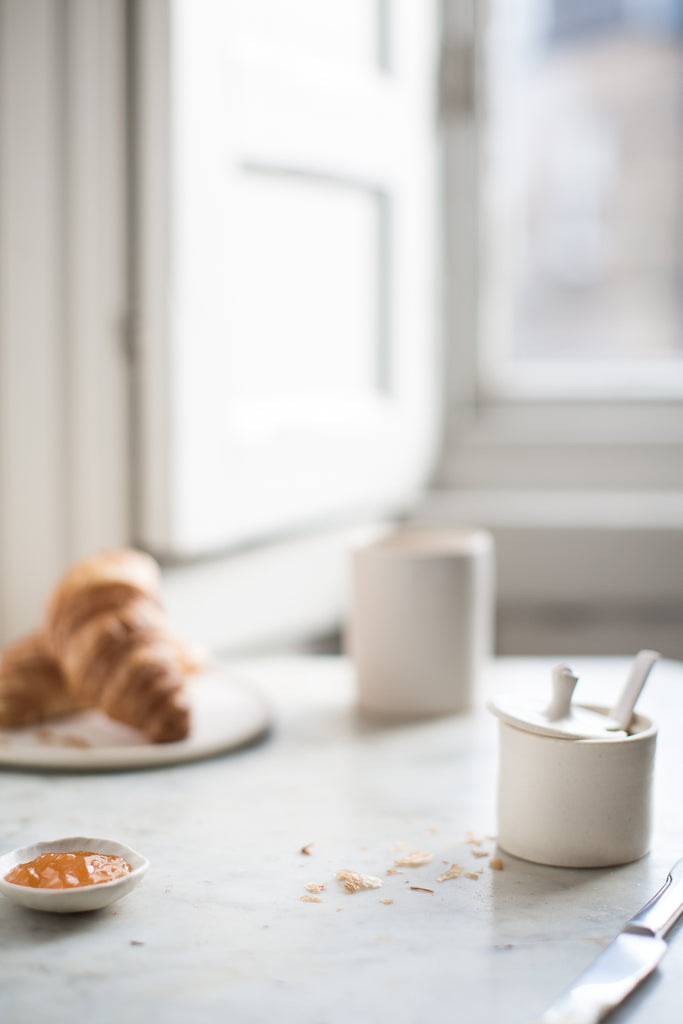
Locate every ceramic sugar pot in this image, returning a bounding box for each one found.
[487,651,660,868]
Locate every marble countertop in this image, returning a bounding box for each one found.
[2,655,683,1024]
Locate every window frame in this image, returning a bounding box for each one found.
[0,0,130,646]
[132,0,442,560]
[432,0,683,656]
[439,0,683,499]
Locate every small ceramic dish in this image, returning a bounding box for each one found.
[0,836,149,913]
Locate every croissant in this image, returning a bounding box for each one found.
[0,632,90,727]
[0,631,205,732]
[42,549,194,743]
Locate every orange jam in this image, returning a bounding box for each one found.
[5,851,132,889]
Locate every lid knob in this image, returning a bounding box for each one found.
[545,664,579,722]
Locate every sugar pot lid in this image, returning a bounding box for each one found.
[487,651,660,740]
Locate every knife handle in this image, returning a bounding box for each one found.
[627,857,683,938]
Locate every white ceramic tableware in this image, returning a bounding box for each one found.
[0,836,149,913]
[0,670,271,771]
[347,525,495,718]
[488,659,658,868]
[608,649,660,733]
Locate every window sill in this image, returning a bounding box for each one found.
[416,486,683,658]
[420,487,683,531]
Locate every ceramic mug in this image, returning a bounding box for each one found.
[346,525,495,718]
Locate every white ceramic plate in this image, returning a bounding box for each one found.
[0,836,149,913]
[0,670,271,770]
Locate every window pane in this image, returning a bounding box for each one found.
[237,0,386,70]
[484,0,683,383]
[231,172,384,402]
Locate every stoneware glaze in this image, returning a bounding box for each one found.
[488,659,659,868]
[347,525,495,718]
[493,708,657,867]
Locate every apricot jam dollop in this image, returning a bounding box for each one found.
[5,851,132,889]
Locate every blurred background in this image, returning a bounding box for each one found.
[1,0,682,658]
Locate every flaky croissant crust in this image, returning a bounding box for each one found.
[0,549,202,743]
[0,631,90,727]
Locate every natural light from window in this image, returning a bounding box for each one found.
[482,0,683,397]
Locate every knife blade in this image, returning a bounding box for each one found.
[528,857,683,1024]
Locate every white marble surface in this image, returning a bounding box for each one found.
[1,655,683,1024]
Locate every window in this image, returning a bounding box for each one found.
[133,0,440,558]
[430,0,683,657]
[482,0,683,397]
[0,0,441,652]
[1,0,681,658]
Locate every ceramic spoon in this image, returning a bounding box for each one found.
[607,649,660,733]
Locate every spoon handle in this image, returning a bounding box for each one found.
[609,649,660,732]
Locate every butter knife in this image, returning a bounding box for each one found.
[529,857,683,1024]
